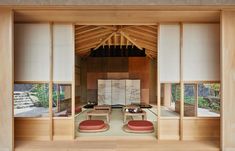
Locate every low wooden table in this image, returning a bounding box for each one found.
[123,110,147,123]
[87,110,110,123]
[94,105,111,113]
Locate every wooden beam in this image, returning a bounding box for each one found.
[75,26,101,35]
[120,34,123,47]
[14,10,220,24]
[114,33,117,48]
[76,30,112,43]
[94,32,116,50]
[120,31,143,50]
[99,25,117,31]
[123,28,157,40]
[0,9,14,151]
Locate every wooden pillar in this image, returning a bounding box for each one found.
[221,10,235,151]
[0,9,14,151]
[49,23,53,141]
[179,23,184,140]
[163,84,171,108]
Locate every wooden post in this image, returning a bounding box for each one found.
[179,22,184,140]
[157,24,161,140]
[49,23,54,141]
[72,24,76,139]
[195,84,198,116]
[221,10,235,151]
[163,84,172,108]
[0,9,14,151]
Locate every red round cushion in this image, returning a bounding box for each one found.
[127,120,153,131]
[79,120,105,130]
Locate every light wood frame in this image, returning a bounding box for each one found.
[9,8,223,151]
[157,22,221,141]
[13,23,75,141]
[0,8,14,151]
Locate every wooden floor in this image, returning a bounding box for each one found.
[15,139,220,151]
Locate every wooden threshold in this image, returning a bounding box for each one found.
[15,139,220,151]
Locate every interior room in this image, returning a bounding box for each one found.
[74,25,158,138]
[12,14,220,144]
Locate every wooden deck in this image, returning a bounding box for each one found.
[15,139,220,151]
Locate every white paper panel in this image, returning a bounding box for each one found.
[126,80,140,105]
[14,24,50,81]
[98,80,112,105]
[53,24,74,82]
[183,24,220,81]
[111,80,126,105]
[159,24,180,82]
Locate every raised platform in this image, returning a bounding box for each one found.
[15,140,220,151]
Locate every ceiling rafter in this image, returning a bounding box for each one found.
[75,25,158,59]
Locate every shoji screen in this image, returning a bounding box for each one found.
[182,24,220,81]
[14,24,50,81]
[159,24,180,82]
[53,24,74,82]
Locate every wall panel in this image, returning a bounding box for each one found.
[14,118,50,141]
[159,24,180,82]
[53,24,74,82]
[182,23,220,81]
[53,119,73,140]
[183,118,220,140]
[160,118,180,140]
[14,23,50,81]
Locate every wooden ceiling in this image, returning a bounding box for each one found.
[75,25,157,59]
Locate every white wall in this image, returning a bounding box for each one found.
[53,24,74,82]
[182,24,220,81]
[14,23,50,81]
[159,24,180,83]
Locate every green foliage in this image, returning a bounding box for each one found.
[31,84,49,108]
[184,96,195,105]
[204,83,220,96]
[198,97,220,113]
[171,84,180,102]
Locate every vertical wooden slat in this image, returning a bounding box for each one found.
[49,23,54,141]
[72,24,76,139]
[195,84,198,116]
[0,8,14,151]
[179,22,184,140]
[157,24,161,139]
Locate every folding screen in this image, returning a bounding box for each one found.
[159,24,180,83]
[125,80,141,105]
[98,80,140,105]
[53,24,74,82]
[182,24,220,81]
[98,80,112,105]
[111,80,126,105]
[14,24,50,81]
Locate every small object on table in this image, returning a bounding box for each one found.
[123,110,147,123]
